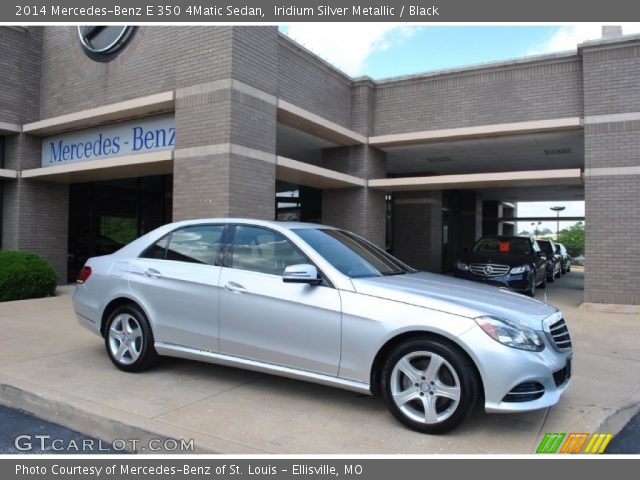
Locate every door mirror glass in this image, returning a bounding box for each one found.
[283,264,321,284]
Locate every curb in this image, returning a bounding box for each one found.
[0,383,186,454]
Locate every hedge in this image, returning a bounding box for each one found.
[0,251,57,302]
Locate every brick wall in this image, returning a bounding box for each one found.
[373,57,583,135]
[0,27,41,125]
[39,26,235,118]
[583,39,640,305]
[277,36,352,129]
[172,27,277,222]
[321,145,386,247]
[2,134,68,282]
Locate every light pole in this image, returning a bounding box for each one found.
[550,206,565,240]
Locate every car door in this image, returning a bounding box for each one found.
[128,224,227,352]
[532,240,546,283]
[219,225,342,376]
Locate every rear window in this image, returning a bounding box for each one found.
[537,241,554,256]
[472,237,532,255]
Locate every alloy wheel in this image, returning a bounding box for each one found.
[390,351,461,425]
[108,313,143,365]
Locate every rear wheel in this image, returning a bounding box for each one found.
[105,304,159,372]
[380,338,479,434]
[547,264,555,283]
[526,271,537,297]
[539,272,547,289]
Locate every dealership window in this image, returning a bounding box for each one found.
[67,175,172,282]
[275,181,321,223]
[231,226,307,276]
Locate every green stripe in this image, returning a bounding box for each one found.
[536,433,553,453]
[547,433,566,453]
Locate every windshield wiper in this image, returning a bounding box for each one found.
[383,271,407,276]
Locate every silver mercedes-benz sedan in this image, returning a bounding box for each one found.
[73,219,572,433]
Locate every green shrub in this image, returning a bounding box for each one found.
[0,251,57,302]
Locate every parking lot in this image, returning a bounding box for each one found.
[1,270,639,454]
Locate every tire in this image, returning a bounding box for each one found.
[547,264,555,283]
[539,272,547,289]
[105,304,159,372]
[555,268,561,279]
[380,337,479,434]
[567,264,571,273]
[526,271,537,297]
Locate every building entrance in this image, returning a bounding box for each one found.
[67,175,172,282]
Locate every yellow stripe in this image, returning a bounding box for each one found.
[597,434,613,454]
[584,434,598,453]
[590,434,606,453]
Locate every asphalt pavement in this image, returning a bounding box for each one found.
[0,405,119,454]
[606,413,640,454]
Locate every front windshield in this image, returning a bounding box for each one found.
[294,228,413,278]
[472,237,532,255]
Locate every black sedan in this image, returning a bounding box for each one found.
[454,235,547,297]
[536,239,562,282]
[555,243,572,274]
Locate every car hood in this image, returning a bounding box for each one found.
[459,252,531,267]
[351,271,557,330]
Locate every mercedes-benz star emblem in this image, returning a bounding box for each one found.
[483,265,494,275]
[77,26,135,60]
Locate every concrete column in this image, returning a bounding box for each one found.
[172,26,277,221]
[320,79,387,247]
[582,37,640,305]
[321,145,387,247]
[2,134,68,282]
[392,191,442,272]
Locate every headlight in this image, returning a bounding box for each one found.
[475,316,545,352]
[510,264,530,274]
[455,260,469,271]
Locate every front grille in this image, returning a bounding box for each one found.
[469,263,510,277]
[502,382,545,402]
[547,318,572,350]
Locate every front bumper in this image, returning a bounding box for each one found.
[454,269,530,292]
[458,323,572,413]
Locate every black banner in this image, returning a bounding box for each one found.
[3,0,640,22]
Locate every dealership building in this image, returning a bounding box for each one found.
[1,26,639,305]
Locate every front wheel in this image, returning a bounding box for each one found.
[526,271,537,297]
[105,304,159,372]
[380,338,479,434]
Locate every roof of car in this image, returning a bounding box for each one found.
[161,218,335,230]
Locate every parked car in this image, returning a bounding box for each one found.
[555,243,572,274]
[454,235,547,297]
[73,219,571,434]
[536,239,562,282]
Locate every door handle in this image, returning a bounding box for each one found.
[144,268,163,279]
[224,282,247,294]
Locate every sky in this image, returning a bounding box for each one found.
[279,24,640,78]
[515,201,584,236]
[278,24,636,227]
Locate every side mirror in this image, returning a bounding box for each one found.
[283,264,321,285]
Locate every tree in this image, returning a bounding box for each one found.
[557,222,585,257]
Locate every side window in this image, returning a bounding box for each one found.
[140,234,170,259]
[165,225,225,265]
[231,226,308,276]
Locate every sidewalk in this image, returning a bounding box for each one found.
[1,271,639,453]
